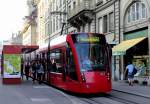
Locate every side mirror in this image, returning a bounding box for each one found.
[66,48,70,57]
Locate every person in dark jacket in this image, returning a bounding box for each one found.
[31,61,37,83]
[21,61,24,80]
[25,62,30,80]
[47,60,52,82]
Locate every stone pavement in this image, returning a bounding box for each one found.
[112,80,150,98]
[0,78,75,104]
[1,77,150,104]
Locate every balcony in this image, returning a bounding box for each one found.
[67,0,95,28]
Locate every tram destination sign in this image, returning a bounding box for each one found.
[77,36,100,43]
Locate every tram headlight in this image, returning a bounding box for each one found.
[106,72,110,81]
[81,73,86,82]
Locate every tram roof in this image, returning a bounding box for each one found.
[39,35,67,50]
[22,45,39,53]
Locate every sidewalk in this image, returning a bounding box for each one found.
[112,80,150,98]
[0,77,75,104]
[0,78,52,104]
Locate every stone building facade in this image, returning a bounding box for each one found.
[22,0,150,82]
[113,0,150,81]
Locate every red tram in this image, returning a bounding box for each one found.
[29,33,112,94]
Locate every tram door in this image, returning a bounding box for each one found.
[66,47,80,91]
[50,48,66,87]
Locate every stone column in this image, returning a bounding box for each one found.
[114,0,121,80]
[147,20,150,86]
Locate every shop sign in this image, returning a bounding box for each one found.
[124,29,148,40]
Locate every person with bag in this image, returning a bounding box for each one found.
[132,67,137,75]
[125,61,135,86]
[37,61,44,84]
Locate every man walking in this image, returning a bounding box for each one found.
[125,61,134,86]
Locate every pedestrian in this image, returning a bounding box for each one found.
[47,60,52,82]
[31,61,37,83]
[52,61,57,72]
[37,61,44,84]
[21,61,24,80]
[42,60,46,81]
[124,61,134,86]
[25,62,30,80]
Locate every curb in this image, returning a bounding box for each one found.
[134,79,150,86]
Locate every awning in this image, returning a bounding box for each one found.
[112,37,146,55]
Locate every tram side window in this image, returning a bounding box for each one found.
[50,49,63,73]
[67,48,78,81]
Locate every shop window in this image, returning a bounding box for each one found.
[133,58,148,76]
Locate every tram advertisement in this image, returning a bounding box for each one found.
[3,54,21,78]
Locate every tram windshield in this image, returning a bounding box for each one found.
[71,33,108,72]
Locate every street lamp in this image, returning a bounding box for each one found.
[46,34,51,83]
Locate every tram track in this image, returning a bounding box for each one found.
[77,97,105,104]
[110,89,150,104]
[112,89,150,99]
[75,89,150,104]
[77,94,140,104]
[79,94,140,104]
[107,95,139,104]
